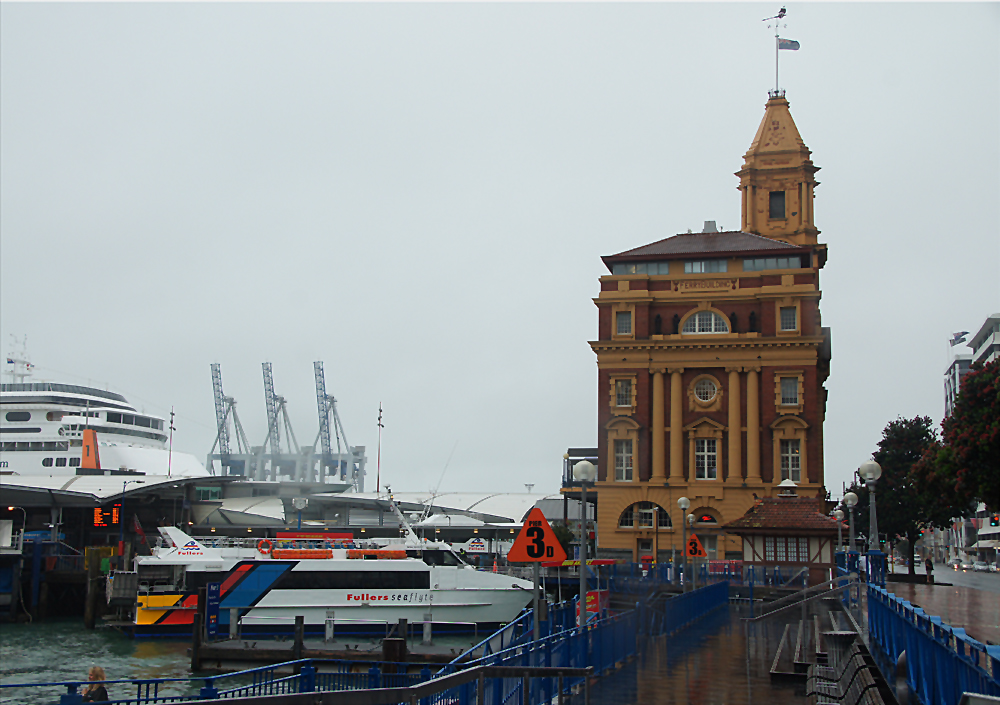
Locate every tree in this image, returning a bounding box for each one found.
[940,360,1000,510]
[844,416,963,574]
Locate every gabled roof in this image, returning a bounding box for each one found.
[723,496,841,535]
[602,231,807,268]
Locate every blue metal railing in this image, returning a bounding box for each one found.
[868,585,1000,705]
[1,582,730,705]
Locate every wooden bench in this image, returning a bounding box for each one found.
[806,639,885,705]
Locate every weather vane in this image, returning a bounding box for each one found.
[763,7,800,96]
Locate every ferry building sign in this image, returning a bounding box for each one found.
[589,94,831,564]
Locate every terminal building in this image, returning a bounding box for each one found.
[589,94,832,563]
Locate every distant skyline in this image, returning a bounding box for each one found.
[2,3,997,498]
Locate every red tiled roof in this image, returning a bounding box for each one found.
[604,231,806,262]
[723,496,842,535]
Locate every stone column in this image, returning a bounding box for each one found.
[669,369,684,482]
[651,370,666,481]
[727,368,742,484]
[746,367,761,482]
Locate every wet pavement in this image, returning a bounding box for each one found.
[878,582,1000,645]
[571,602,844,705]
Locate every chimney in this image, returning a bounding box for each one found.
[702,221,718,233]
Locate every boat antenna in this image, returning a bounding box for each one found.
[423,440,459,522]
[167,407,175,478]
[5,335,33,384]
[376,403,383,494]
[384,486,420,544]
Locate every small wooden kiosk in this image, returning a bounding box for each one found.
[723,481,841,586]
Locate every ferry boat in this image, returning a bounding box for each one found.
[0,382,209,478]
[129,517,533,637]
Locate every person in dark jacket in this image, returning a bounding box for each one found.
[82,666,109,703]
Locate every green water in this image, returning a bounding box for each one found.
[0,619,197,704]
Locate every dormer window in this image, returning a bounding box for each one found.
[682,311,730,334]
[769,191,786,219]
[684,260,727,274]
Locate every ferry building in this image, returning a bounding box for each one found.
[590,93,831,563]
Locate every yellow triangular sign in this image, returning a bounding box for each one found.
[508,508,568,563]
[685,533,708,558]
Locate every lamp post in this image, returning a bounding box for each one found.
[119,480,144,570]
[833,509,844,551]
[573,460,596,629]
[687,513,696,589]
[860,460,882,552]
[677,497,690,590]
[6,506,26,550]
[843,492,858,552]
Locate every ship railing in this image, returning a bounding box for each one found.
[232,615,478,641]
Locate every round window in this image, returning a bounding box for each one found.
[694,378,717,402]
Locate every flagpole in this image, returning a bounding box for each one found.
[376,404,383,495]
[775,23,780,94]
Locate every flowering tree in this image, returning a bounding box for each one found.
[940,360,1000,510]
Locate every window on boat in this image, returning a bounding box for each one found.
[122,415,134,425]
[418,550,464,567]
[274,570,430,590]
[184,571,229,592]
[5,412,31,422]
[107,412,122,424]
[70,457,81,467]
[42,458,54,467]
[55,458,67,467]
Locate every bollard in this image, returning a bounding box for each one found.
[367,665,380,690]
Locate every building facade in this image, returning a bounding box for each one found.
[590,95,831,562]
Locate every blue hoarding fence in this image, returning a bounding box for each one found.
[0,582,730,704]
[868,585,1000,705]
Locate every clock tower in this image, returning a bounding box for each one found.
[588,95,831,563]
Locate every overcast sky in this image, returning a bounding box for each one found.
[1,3,997,498]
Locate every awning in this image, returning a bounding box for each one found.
[970,540,999,550]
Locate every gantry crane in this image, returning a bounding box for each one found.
[207,363,251,475]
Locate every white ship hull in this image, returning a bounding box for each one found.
[131,528,533,637]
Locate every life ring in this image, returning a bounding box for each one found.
[257,539,273,555]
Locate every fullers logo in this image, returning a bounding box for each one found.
[347,592,428,603]
[347,593,389,602]
[177,540,203,556]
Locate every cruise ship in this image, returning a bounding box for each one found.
[0,382,210,478]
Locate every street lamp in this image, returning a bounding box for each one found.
[677,497,690,590]
[119,480,144,569]
[6,506,26,550]
[833,509,845,551]
[860,460,882,553]
[687,513,696,588]
[573,460,596,629]
[843,492,858,552]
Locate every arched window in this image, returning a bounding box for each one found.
[682,311,730,334]
[618,502,671,529]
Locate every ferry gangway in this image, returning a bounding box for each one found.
[1,582,729,705]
